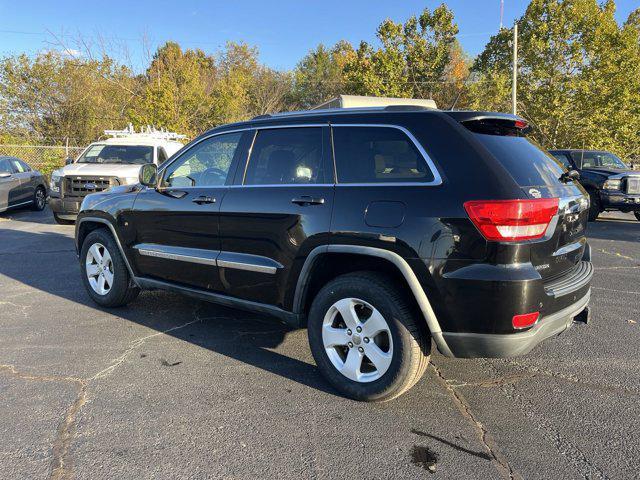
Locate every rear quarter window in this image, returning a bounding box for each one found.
[474,134,565,187]
[332,126,435,184]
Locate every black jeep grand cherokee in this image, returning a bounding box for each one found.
[75,107,593,401]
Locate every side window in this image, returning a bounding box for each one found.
[243,128,324,185]
[551,153,572,170]
[157,147,168,164]
[332,126,434,183]
[11,159,27,173]
[162,133,242,188]
[0,158,13,173]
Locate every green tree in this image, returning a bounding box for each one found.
[292,41,355,109]
[472,0,640,159]
[344,4,461,106]
[0,51,134,145]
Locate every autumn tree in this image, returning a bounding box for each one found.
[0,51,134,145]
[343,4,462,106]
[472,0,640,158]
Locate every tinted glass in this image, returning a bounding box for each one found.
[163,133,242,188]
[10,159,26,173]
[244,128,323,185]
[474,134,565,187]
[0,158,13,173]
[157,147,168,164]
[78,144,154,165]
[551,153,573,169]
[571,151,627,169]
[333,127,434,183]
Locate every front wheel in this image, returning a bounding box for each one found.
[307,272,430,402]
[31,186,46,211]
[80,229,139,307]
[634,212,640,222]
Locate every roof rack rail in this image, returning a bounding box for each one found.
[104,123,187,141]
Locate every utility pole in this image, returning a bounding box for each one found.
[512,22,518,115]
[500,0,504,29]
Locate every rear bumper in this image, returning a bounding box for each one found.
[49,197,81,218]
[441,290,590,358]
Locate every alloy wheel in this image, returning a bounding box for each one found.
[86,242,114,296]
[35,189,45,209]
[322,297,393,383]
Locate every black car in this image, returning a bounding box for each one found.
[549,149,640,221]
[74,107,593,401]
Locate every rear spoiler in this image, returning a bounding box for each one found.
[443,111,532,136]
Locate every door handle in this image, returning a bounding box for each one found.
[291,196,325,206]
[192,195,216,205]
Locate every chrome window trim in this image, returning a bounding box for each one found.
[330,123,443,187]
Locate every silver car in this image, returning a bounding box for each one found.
[0,156,48,213]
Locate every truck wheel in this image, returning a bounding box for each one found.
[31,186,46,211]
[588,192,601,222]
[53,213,74,225]
[80,228,139,307]
[307,272,430,402]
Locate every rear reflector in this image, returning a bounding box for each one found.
[512,312,540,329]
[464,198,559,242]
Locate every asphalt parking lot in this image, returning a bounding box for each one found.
[0,208,638,480]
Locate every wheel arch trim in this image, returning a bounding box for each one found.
[293,244,454,357]
[76,217,138,284]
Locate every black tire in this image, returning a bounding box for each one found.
[31,186,46,211]
[307,271,430,402]
[53,213,75,225]
[634,212,640,222]
[80,228,139,307]
[587,192,601,222]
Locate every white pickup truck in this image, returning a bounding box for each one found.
[49,126,185,224]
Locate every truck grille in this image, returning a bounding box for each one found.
[626,177,640,195]
[63,176,119,199]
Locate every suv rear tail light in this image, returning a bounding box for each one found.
[464,198,559,242]
[512,312,539,329]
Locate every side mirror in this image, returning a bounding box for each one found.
[560,169,580,183]
[65,158,74,165]
[139,163,158,187]
[0,171,12,179]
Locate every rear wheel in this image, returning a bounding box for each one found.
[588,192,601,222]
[80,228,139,307]
[307,272,430,402]
[53,213,74,225]
[31,186,46,211]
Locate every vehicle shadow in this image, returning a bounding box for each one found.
[586,216,640,243]
[0,225,337,396]
[0,206,55,225]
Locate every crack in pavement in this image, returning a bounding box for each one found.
[430,362,522,480]
[0,308,216,479]
[0,365,87,480]
[479,360,609,479]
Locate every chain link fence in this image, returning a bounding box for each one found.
[0,144,84,178]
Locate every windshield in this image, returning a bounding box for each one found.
[572,151,627,170]
[77,144,154,165]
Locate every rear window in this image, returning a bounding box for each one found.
[473,134,565,187]
[333,126,434,184]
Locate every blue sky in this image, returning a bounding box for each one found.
[0,0,638,71]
